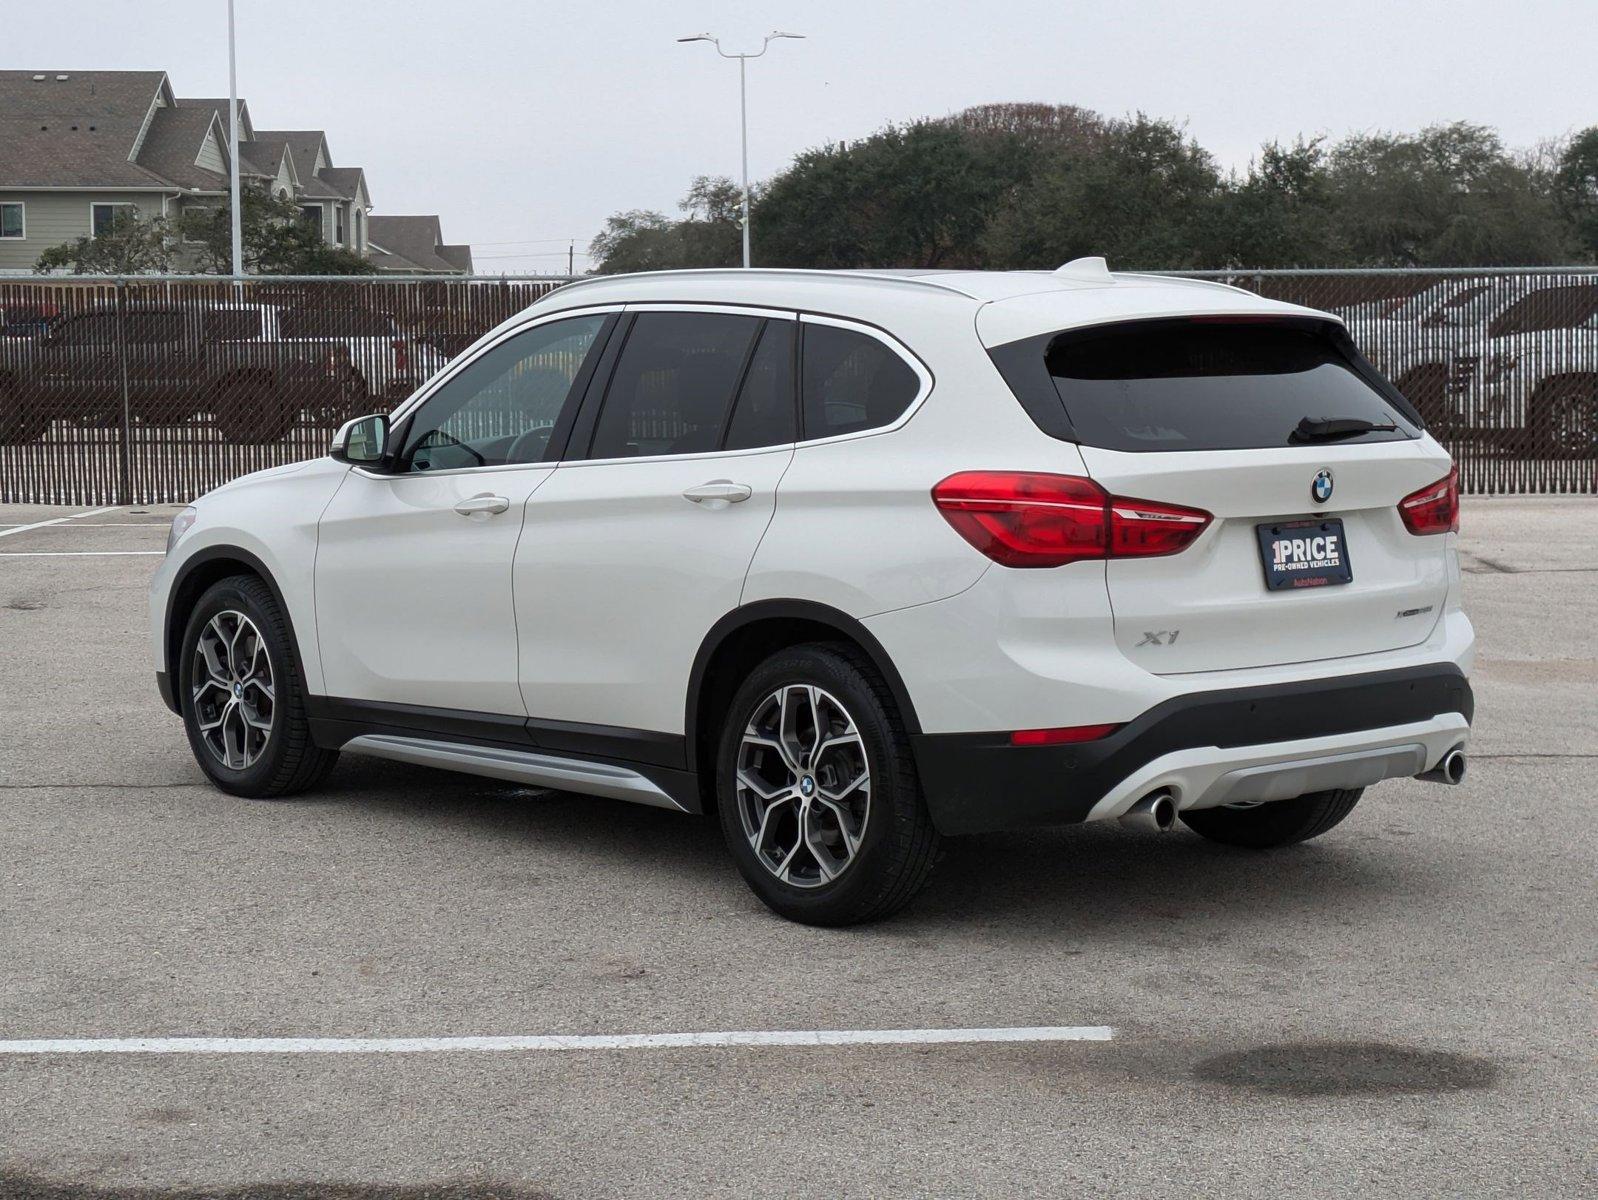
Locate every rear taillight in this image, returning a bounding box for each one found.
[1398,467,1459,535]
[392,338,410,372]
[932,472,1211,568]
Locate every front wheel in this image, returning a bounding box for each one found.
[1179,788,1364,849]
[179,574,338,798]
[716,644,940,926]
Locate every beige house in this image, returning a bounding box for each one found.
[0,70,470,274]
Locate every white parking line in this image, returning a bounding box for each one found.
[0,1026,1114,1055]
[0,550,164,557]
[0,505,120,539]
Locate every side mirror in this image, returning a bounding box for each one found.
[331,413,389,466]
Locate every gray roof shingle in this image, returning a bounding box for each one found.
[0,70,174,188]
[133,105,227,192]
[368,215,471,273]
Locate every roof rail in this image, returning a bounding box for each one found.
[549,267,984,300]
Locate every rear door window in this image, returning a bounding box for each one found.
[801,323,920,439]
[724,320,796,450]
[1005,319,1419,453]
[588,311,762,459]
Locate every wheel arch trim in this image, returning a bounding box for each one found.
[685,599,924,756]
[163,545,308,713]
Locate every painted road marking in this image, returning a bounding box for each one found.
[0,1026,1114,1055]
[0,506,119,539]
[0,551,164,557]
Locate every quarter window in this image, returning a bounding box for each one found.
[801,323,921,440]
[400,314,608,472]
[589,312,763,459]
[91,203,137,237]
[0,203,23,239]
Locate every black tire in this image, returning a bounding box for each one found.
[178,574,338,798]
[1529,375,1598,458]
[1180,788,1364,849]
[715,643,940,926]
[215,373,294,444]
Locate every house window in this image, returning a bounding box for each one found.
[299,205,323,236]
[335,206,347,245]
[0,203,23,239]
[91,203,137,237]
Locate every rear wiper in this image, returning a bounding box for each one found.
[1291,415,1399,443]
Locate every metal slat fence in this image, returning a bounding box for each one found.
[0,269,1594,504]
[0,276,567,504]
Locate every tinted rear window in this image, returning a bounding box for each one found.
[1024,320,1419,452]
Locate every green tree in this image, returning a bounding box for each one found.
[35,209,175,273]
[1323,123,1573,265]
[1553,126,1598,260]
[1220,138,1339,267]
[177,189,375,275]
[756,119,1027,268]
[589,175,745,274]
[981,115,1227,269]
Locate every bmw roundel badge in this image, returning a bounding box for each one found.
[1311,469,1335,505]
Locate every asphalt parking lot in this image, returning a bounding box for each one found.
[1,497,1594,1199]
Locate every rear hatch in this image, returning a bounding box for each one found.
[988,313,1454,674]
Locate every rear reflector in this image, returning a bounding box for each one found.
[1398,466,1460,535]
[933,471,1211,568]
[1010,723,1123,746]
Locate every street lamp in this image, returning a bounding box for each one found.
[226,0,243,278]
[678,31,804,269]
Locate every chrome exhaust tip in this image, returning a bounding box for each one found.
[1121,790,1177,833]
[1417,746,1467,786]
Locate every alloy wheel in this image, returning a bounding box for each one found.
[191,610,275,770]
[735,684,871,889]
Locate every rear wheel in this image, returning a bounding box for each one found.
[179,575,338,798]
[715,644,940,926]
[1180,788,1364,849]
[1530,375,1598,458]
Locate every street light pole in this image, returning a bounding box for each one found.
[678,31,804,269]
[227,0,243,279]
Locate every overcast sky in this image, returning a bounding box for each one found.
[8,1,1597,272]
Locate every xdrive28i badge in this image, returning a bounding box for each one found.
[1311,469,1335,504]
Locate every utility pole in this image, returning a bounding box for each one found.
[227,0,243,279]
[568,240,575,276]
[677,32,804,268]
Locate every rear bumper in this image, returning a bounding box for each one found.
[911,664,1473,835]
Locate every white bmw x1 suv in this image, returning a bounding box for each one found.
[151,260,1474,925]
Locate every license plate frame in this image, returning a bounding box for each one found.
[1257,518,1353,591]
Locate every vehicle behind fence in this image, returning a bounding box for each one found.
[0,269,1594,504]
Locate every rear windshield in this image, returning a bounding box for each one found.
[1003,320,1419,453]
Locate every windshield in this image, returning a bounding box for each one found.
[1030,319,1420,453]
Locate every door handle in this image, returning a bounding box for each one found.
[454,493,510,517]
[682,480,753,505]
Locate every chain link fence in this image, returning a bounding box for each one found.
[0,269,1594,504]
